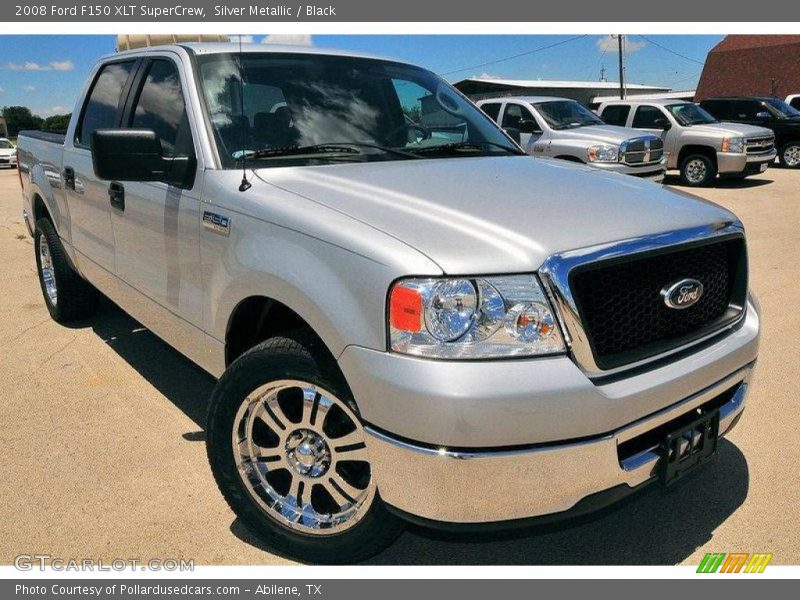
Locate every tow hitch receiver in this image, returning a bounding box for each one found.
[660,410,720,487]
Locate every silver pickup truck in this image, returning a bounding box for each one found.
[477,96,666,181]
[18,43,760,564]
[598,99,776,186]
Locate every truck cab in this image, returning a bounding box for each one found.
[598,98,776,186]
[477,96,666,181]
[699,96,800,169]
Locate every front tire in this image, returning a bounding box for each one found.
[34,218,98,323]
[679,154,717,187]
[206,336,404,563]
[779,142,800,168]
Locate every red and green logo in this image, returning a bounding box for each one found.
[697,553,773,573]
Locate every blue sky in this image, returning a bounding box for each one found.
[0,34,722,116]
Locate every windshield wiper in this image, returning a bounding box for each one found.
[406,141,522,156]
[244,143,420,161]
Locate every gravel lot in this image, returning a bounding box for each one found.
[0,165,797,565]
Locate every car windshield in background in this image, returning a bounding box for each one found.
[764,98,800,119]
[533,100,604,129]
[666,103,717,126]
[196,52,521,168]
[0,140,13,149]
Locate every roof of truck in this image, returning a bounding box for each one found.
[599,98,691,107]
[114,42,398,64]
[477,95,577,104]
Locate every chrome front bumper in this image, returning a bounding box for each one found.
[365,366,752,524]
[717,149,776,174]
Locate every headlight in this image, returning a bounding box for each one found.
[389,275,566,359]
[721,137,745,153]
[587,144,619,163]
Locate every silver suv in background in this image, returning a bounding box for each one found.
[598,99,776,186]
[478,96,666,181]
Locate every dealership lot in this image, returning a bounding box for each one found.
[0,165,798,565]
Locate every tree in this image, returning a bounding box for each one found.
[0,106,43,137]
[42,113,72,134]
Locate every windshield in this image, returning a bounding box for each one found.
[196,53,521,168]
[666,103,717,126]
[532,100,604,130]
[764,98,800,119]
[0,140,14,149]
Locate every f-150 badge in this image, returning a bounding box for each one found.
[203,211,231,236]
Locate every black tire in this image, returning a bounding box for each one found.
[34,218,98,323]
[206,335,404,563]
[679,153,717,187]
[778,142,800,168]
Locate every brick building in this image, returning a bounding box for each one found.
[695,35,800,101]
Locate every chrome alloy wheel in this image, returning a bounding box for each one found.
[38,234,58,306]
[784,144,800,168]
[232,380,375,535]
[685,158,708,184]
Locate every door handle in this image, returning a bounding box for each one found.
[63,167,75,190]
[108,182,125,211]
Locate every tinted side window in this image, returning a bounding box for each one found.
[130,59,192,157]
[791,97,800,110]
[730,100,761,120]
[480,102,502,123]
[701,100,729,119]
[501,103,536,129]
[601,105,630,126]
[77,61,136,146]
[632,105,665,128]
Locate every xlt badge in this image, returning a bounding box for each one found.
[203,211,231,236]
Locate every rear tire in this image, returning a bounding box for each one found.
[206,335,404,563]
[779,142,800,168]
[679,153,717,187]
[34,218,98,323]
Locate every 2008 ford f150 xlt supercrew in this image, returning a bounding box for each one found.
[17,44,760,563]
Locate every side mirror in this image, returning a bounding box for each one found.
[653,118,672,130]
[519,119,542,134]
[91,129,195,188]
[503,127,521,144]
[755,111,771,120]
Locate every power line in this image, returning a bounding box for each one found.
[442,34,589,76]
[637,35,705,65]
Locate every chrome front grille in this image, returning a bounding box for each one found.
[539,222,748,378]
[621,137,664,166]
[746,136,775,155]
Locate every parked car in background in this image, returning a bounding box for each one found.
[477,96,666,181]
[699,97,800,169]
[598,99,776,186]
[18,43,760,563]
[786,94,800,111]
[0,138,17,168]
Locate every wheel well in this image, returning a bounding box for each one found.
[32,194,52,225]
[554,155,584,163]
[678,145,716,167]
[225,296,328,366]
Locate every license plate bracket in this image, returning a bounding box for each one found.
[660,410,719,487]
[759,162,768,172]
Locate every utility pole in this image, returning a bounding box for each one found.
[617,34,626,100]
[599,64,607,82]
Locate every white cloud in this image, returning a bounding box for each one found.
[32,106,70,117]
[7,60,75,71]
[23,85,36,92]
[0,86,4,93]
[261,34,313,46]
[597,35,646,54]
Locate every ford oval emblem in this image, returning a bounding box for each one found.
[661,278,704,310]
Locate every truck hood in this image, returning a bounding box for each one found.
[254,156,737,274]
[688,122,774,138]
[550,124,654,145]
[0,148,16,157]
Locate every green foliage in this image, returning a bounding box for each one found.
[1,106,72,136]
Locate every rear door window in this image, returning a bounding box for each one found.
[479,102,502,123]
[76,61,136,147]
[600,104,631,126]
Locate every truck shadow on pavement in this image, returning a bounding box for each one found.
[72,298,749,566]
[663,174,773,189]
